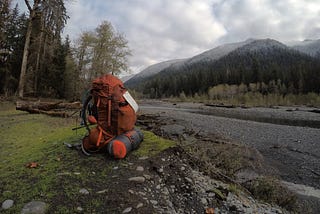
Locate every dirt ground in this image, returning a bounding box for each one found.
[0,100,316,213]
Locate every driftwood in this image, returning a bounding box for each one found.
[205,103,236,108]
[16,100,81,117]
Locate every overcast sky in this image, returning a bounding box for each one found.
[16,0,320,74]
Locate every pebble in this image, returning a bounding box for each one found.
[158,168,164,173]
[136,203,143,208]
[162,187,169,195]
[79,188,89,195]
[128,176,145,183]
[122,207,132,213]
[167,200,173,207]
[2,199,14,209]
[185,177,193,184]
[21,201,47,214]
[208,192,215,197]
[150,200,158,205]
[96,189,107,194]
[201,198,208,206]
[76,206,83,212]
[180,166,186,171]
[143,174,151,180]
[138,191,146,196]
[139,156,149,160]
[136,166,144,171]
[128,189,134,194]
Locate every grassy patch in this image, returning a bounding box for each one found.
[132,130,176,157]
[245,176,297,211]
[0,103,174,213]
[186,141,265,177]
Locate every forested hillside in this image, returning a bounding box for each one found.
[127,39,320,101]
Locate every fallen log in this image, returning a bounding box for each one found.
[204,103,235,108]
[16,100,81,117]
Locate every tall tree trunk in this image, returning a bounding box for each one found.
[34,21,45,94]
[18,1,37,98]
[18,15,32,97]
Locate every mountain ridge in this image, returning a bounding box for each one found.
[125,38,320,98]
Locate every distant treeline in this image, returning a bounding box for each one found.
[136,47,320,99]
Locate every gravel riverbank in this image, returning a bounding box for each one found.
[139,100,320,212]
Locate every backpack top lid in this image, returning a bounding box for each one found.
[91,74,124,98]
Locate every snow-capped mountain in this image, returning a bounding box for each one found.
[187,39,255,64]
[126,38,320,90]
[125,59,185,86]
[289,39,320,57]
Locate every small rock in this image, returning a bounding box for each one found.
[136,203,143,209]
[201,198,208,206]
[128,189,134,194]
[74,172,81,175]
[156,184,161,189]
[122,207,132,213]
[113,166,119,170]
[76,206,83,212]
[143,174,151,180]
[2,199,14,209]
[128,176,145,183]
[139,191,147,196]
[180,166,186,171]
[185,177,193,184]
[136,166,144,172]
[21,201,47,214]
[139,156,148,160]
[161,158,166,161]
[158,168,164,173]
[96,189,107,194]
[162,187,169,195]
[150,200,158,205]
[208,192,215,197]
[79,188,89,195]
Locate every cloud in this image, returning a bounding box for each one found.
[64,0,226,73]
[14,0,320,74]
[213,0,320,43]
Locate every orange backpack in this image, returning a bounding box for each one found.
[81,74,139,155]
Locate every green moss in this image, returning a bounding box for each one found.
[0,107,87,213]
[228,184,241,196]
[211,188,226,200]
[133,130,176,157]
[0,105,176,213]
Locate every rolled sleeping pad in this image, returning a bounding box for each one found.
[107,128,144,159]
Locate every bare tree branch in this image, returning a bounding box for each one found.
[24,0,32,12]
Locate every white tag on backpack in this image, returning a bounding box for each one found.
[123,91,139,113]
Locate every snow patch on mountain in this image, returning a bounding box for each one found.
[289,39,320,57]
